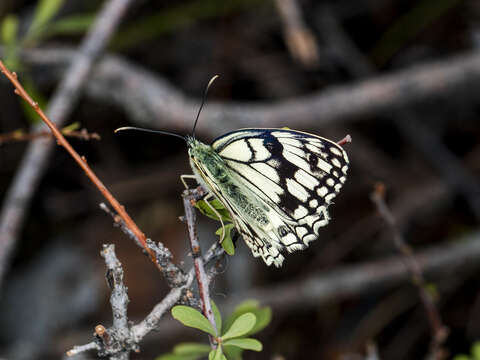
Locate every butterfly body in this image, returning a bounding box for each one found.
[187,128,349,267]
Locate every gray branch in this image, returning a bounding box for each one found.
[12,47,480,135]
[228,230,480,312]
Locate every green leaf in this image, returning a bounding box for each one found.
[195,199,232,222]
[211,300,222,335]
[215,224,235,255]
[1,15,18,45]
[223,338,262,351]
[61,122,81,133]
[221,313,256,340]
[452,356,471,360]
[222,345,243,360]
[472,341,480,360]
[111,0,265,51]
[173,343,211,356]
[28,0,65,36]
[45,13,94,36]
[224,300,272,336]
[208,346,223,360]
[171,305,216,336]
[1,15,20,69]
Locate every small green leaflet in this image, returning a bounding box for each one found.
[223,338,262,351]
[194,199,232,222]
[215,224,235,255]
[171,305,216,337]
[194,199,235,255]
[221,313,256,340]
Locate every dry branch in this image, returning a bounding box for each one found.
[229,230,480,313]
[10,47,480,135]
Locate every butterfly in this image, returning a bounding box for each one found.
[185,128,349,267]
[116,76,349,267]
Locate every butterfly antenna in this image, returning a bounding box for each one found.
[114,126,186,141]
[192,74,219,138]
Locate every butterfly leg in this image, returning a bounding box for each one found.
[202,193,226,243]
[180,174,197,189]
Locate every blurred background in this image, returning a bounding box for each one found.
[1,0,480,359]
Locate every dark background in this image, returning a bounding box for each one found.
[1,0,480,359]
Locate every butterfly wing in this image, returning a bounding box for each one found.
[211,128,349,266]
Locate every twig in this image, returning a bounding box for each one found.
[8,47,480,134]
[182,189,218,344]
[370,183,448,358]
[0,128,101,144]
[131,240,223,341]
[225,229,480,313]
[0,59,162,275]
[67,241,225,357]
[66,342,100,357]
[274,0,320,68]
[102,245,130,342]
[67,245,137,359]
[99,203,187,287]
[0,0,134,290]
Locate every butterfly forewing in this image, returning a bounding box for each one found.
[209,128,349,266]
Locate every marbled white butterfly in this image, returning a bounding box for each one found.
[186,128,349,266]
[116,77,349,267]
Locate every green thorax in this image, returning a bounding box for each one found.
[186,136,228,184]
[186,136,269,226]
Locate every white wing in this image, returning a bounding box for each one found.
[211,128,349,266]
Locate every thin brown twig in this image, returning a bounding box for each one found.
[370,183,448,359]
[0,61,160,269]
[0,127,101,144]
[183,189,218,346]
[0,0,134,290]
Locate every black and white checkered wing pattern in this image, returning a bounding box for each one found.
[212,128,349,266]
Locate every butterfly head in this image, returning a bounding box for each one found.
[186,135,217,165]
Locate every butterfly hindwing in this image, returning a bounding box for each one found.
[211,128,349,265]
